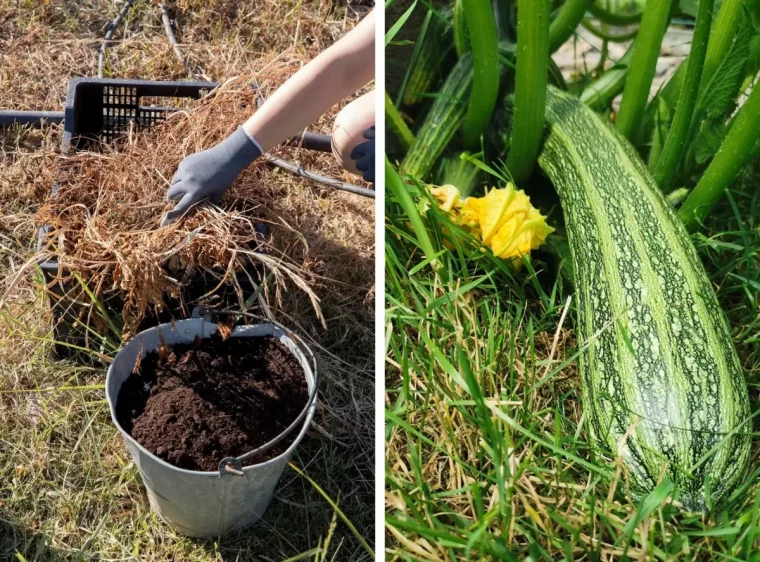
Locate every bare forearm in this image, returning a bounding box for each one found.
[243,9,375,151]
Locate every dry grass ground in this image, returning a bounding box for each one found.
[0,1,375,560]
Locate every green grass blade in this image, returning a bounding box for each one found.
[72,271,122,340]
[288,463,375,559]
[621,479,674,554]
[386,0,417,46]
[386,158,441,273]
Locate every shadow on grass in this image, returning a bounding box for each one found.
[0,515,70,562]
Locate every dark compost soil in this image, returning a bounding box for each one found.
[115,334,309,471]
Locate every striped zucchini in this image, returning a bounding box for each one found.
[402,42,514,181]
[538,88,750,511]
[401,53,474,180]
[403,7,454,107]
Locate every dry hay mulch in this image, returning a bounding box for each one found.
[34,68,374,342]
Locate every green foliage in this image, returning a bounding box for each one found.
[696,19,753,121]
[651,0,714,187]
[688,16,754,171]
[693,119,731,165]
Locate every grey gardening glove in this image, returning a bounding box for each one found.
[161,127,262,226]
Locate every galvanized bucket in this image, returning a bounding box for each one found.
[105,317,318,537]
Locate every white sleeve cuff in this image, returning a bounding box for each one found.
[242,129,264,154]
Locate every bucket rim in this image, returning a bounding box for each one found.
[105,319,318,477]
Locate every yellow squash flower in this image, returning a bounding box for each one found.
[428,183,553,262]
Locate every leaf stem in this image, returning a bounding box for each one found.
[549,0,589,53]
[453,0,469,58]
[506,0,551,182]
[588,1,642,26]
[700,0,745,90]
[580,42,634,110]
[651,0,713,186]
[460,0,500,147]
[615,0,672,139]
[580,18,639,42]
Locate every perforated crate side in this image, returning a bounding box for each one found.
[61,77,219,154]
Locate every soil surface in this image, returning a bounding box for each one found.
[115,334,309,471]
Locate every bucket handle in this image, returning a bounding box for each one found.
[191,307,319,477]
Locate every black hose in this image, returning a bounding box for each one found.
[288,131,333,153]
[98,0,135,78]
[0,110,64,127]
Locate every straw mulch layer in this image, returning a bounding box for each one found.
[37,72,370,340]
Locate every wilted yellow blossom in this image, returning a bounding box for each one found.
[428,183,553,262]
[428,184,462,212]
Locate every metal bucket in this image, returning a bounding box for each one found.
[105,318,318,537]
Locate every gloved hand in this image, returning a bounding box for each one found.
[161,127,262,226]
[350,126,375,184]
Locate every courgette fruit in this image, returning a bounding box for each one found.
[401,42,513,181]
[538,88,750,512]
[403,7,454,107]
[401,53,474,180]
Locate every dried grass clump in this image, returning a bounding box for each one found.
[38,71,329,339]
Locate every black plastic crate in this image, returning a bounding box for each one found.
[39,77,264,358]
[60,77,219,153]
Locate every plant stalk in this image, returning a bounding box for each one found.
[641,0,744,139]
[616,0,672,139]
[651,0,713,186]
[678,83,760,230]
[589,1,643,26]
[460,0,500,147]
[506,0,551,182]
[549,0,590,53]
[386,91,415,149]
[580,41,635,109]
[580,18,639,42]
[701,0,745,90]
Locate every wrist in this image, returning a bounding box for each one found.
[241,128,264,155]
[223,127,262,170]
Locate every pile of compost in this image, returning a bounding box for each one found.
[115,333,309,471]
